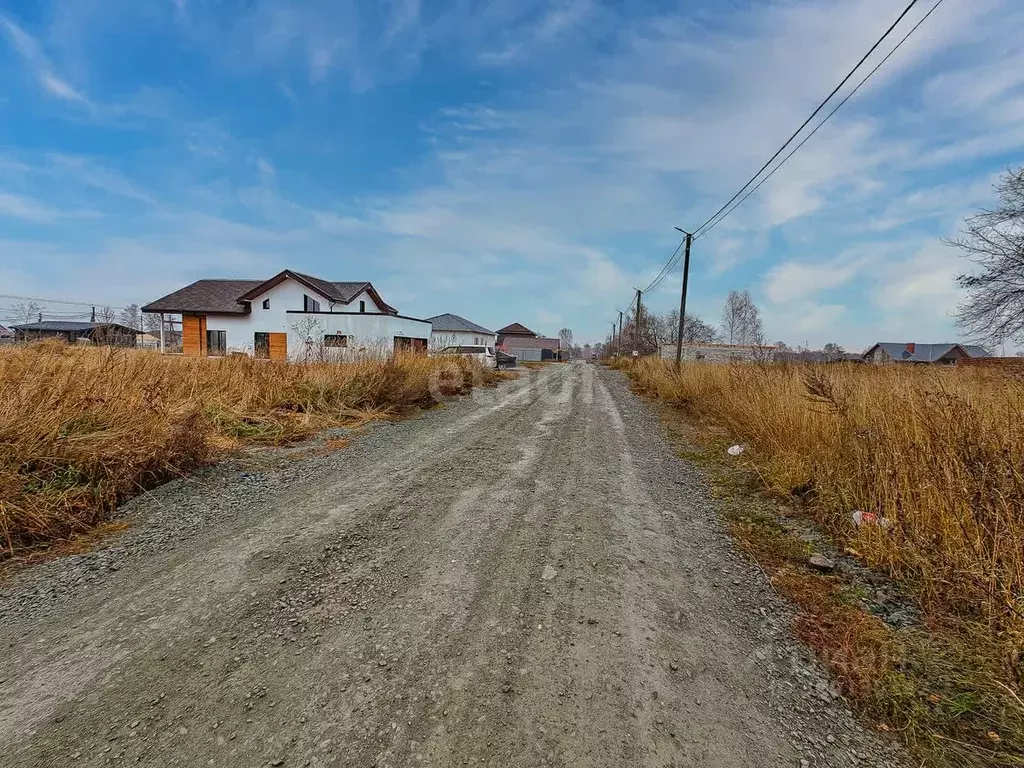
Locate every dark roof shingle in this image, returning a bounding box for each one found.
[142,279,263,314]
[12,321,138,333]
[427,313,494,335]
[496,322,536,336]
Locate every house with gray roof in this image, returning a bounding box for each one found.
[11,321,138,347]
[142,269,430,360]
[862,342,992,365]
[426,313,496,349]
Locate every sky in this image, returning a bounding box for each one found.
[1,0,1023,349]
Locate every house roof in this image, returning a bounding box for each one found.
[864,342,992,362]
[142,279,264,314]
[496,322,537,336]
[142,270,398,315]
[501,336,560,349]
[12,321,138,333]
[426,313,494,335]
[0,324,12,337]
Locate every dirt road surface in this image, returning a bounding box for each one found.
[1,363,905,767]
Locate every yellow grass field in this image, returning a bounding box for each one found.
[615,356,1024,763]
[0,343,505,559]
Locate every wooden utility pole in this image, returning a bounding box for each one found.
[674,231,693,368]
[634,289,642,353]
[610,322,617,354]
[617,311,623,355]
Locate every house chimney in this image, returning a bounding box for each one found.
[906,342,915,355]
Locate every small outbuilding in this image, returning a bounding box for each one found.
[12,321,139,347]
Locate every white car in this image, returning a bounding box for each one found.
[435,345,510,369]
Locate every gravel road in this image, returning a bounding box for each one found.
[0,363,906,767]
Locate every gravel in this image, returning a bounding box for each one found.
[0,363,907,767]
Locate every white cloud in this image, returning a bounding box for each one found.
[764,259,861,304]
[1,14,92,107]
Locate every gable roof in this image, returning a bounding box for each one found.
[427,313,494,335]
[142,279,263,314]
[496,322,536,336]
[864,342,992,362]
[142,271,397,315]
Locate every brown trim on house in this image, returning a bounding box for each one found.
[284,310,430,323]
[237,270,334,304]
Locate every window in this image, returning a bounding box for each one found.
[304,294,321,312]
[262,298,271,310]
[207,330,227,356]
[254,332,270,359]
[359,300,366,313]
[324,334,348,348]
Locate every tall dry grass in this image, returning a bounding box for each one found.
[0,343,502,558]
[617,356,1024,760]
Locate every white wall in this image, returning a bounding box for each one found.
[204,277,426,359]
[431,330,497,348]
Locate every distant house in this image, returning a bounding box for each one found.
[496,322,560,362]
[862,342,992,365]
[142,269,430,359]
[659,342,778,363]
[12,321,138,347]
[427,313,497,349]
[0,324,12,339]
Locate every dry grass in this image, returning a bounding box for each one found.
[0,343,506,559]
[615,356,1024,765]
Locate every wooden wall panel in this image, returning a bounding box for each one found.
[268,332,287,361]
[182,314,207,357]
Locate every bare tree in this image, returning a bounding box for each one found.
[120,303,141,331]
[950,166,1024,345]
[11,301,42,324]
[558,328,574,357]
[721,291,744,344]
[97,305,117,323]
[142,313,163,334]
[822,342,846,362]
[721,290,762,344]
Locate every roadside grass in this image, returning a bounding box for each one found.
[0,343,508,560]
[613,356,1024,766]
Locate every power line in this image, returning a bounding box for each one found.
[694,0,945,243]
[640,238,686,294]
[0,293,130,311]
[690,0,924,240]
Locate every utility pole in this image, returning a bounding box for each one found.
[634,289,642,354]
[617,311,623,355]
[611,322,617,355]
[674,229,693,368]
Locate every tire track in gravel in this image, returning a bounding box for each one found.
[0,362,908,768]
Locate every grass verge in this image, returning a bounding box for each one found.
[0,343,509,560]
[613,356,1024,766]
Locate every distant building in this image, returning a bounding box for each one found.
[496,322,560,362]
[659,342,777,363]
[862,342,992,365]
[427,313,497,349]
[12,321,138,347]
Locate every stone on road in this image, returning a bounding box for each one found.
[0,363,903,768]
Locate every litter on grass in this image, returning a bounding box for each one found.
[727,445,745,456]
[852,510,893,529]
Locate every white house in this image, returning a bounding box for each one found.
[142,269,431,360]
[426,313,497,349]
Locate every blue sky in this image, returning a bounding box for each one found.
[1,0,1023,348]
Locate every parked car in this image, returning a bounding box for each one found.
[435,345,513,370]
[496,350,517,370]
